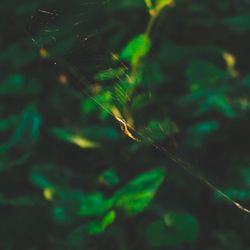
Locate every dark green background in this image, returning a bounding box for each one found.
[1,0,250,249]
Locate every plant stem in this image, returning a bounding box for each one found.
[145,12,158,37]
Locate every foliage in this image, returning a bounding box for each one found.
[1,0,250,249]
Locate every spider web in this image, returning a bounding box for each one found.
[27,0,250,214]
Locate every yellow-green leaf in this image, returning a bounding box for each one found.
[51,128,100,149]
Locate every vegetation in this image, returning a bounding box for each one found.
[1,0,250,249]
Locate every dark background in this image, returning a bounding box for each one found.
[1,0,250,249]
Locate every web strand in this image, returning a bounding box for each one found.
[28,5,250,215]
[64,60,250,215]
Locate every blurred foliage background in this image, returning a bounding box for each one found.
[1,0,250,249]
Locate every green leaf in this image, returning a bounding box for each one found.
[9,104,42,147]
[82,91,115,120]
[114,167,166,215]
[0,74,41,96]
[121,34,151,68]
[145,0,153,9]
[203,94,236,117]
[155,0,174,12]
[86,210,116,235]
[98,169,120,187]
[53,189,87,223]
[0,74,24,95]
[186,59,227,91]
[51,128,100,149]
[145,212,199,246]
[79,193,113,217]
[102,210,116,228]
[30,165,113,223]
[30,171,54,189]
[224,13,250,32]
[86,221,105,235]
[143,118,179,141]
[186,121,219,148]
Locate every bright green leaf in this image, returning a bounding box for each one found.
[101,210,116,228]
[86,210,116,235]
[121,34,151,68]
[114,167,166,215]
[79,193,114,217]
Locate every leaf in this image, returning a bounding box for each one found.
[224,13,250,32]
[86,210,116,235]
[0,74,41,96]
[86,221,104,235]
[145,0,153,9]
[204,94,236,117]
[101,210,116,228]
[98,169,120,187]
[121,34,151,68]
[29,164,72,189]
[155,0,174,12]
[145,212,199,246]
[9,104,42,148]
[30,171,54,189]
[143,118,179,141]
[186,59,227,91]
[0,104,42,172]
[79,193,114,217]
[30,165,113,223]
[82,91,115,120]
[185,121,219,148]
[0,74,24,95]
[51,128,100,149]
[114,167,166,215]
